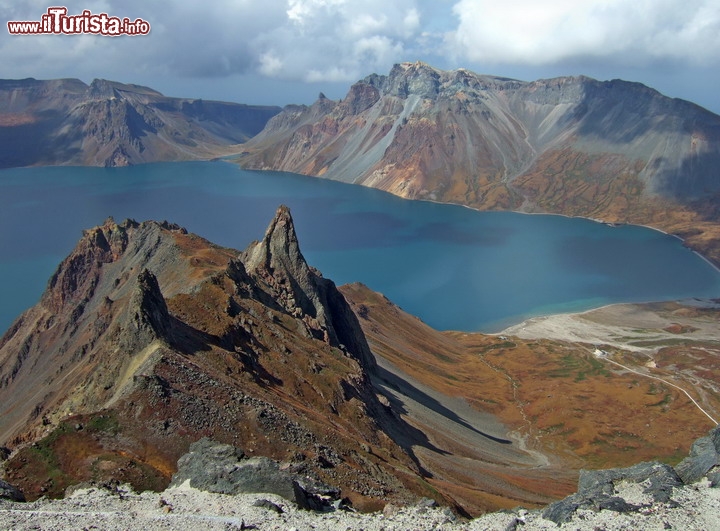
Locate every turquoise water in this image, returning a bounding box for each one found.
[2,161,720,334]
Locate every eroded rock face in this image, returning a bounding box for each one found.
[0,77,281,168]
[240,62,720,219]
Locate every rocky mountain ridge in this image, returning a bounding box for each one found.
[0,207,432,510]
[241,62,720,204]
[238,61,720,265]
[0,77,280,167]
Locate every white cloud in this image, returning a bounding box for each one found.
[4,0,717,109]
[258,51,285,77]
[403,8,421,36]
[448,0,720,66]
[249,0,426,82]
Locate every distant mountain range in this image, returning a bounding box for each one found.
[0,78,280,168]
[240,61,720,208]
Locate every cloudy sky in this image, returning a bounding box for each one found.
[2,0,719,113]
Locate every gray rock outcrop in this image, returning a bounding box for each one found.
[674,426,720,484]
[169,438,342,511]
[543,426,720,525]
[543,461,683,525]
[0,479,25,502]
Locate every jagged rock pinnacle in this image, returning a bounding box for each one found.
[117,268,170,355]
[242,205,307,280]
[131,269,170,337]
[241,206,376,371]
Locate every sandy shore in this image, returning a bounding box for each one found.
[499,299,720,353]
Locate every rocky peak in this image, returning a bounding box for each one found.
[338,82,381,116]
[241,206,376,371]
[43,218,134,313]
[87,79,163,101]
[382,61,441,99]
[88,79,121,100]
[242,205,306,281]
[120,269,171,351]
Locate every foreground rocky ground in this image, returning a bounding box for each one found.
[2,428,719,530]
[0,474,718,530]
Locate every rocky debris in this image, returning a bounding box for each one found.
[543,461,683,524]
[1,479,720,530]
[708,469,720,487]
[0,479,24,502]
[674,425,720,484]
[252,498,284,514]
[540,428,720,526]
[169,438,343,511]
[3,426,720,529]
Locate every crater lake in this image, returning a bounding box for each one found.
[2,161,720,334]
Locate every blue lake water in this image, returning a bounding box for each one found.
[2,161,720,334]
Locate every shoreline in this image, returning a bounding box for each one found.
[495,296,720,355]
[493,295,720,337]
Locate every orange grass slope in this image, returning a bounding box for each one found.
[341,283,720,513]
